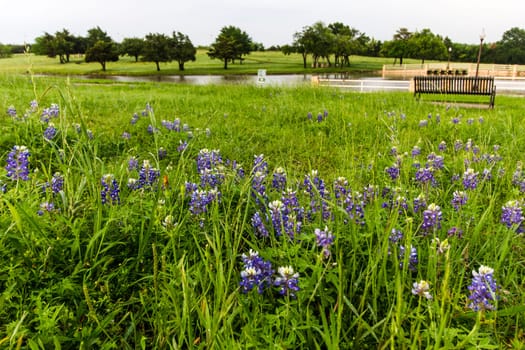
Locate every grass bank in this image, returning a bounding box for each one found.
[0,50,425,76]
[0,75,524,348]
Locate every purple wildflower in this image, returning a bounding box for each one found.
[43,123,57,140]
[399,245,418,272]
[7,106,17,117]
[462,168,479,190]
[468,265,499,311]
[100,174,120,205]
[272,167,287,191]
[314,226,334,258]
[447,226,464,238]
[5,145,30,181]
[451,190,468,211]
[421,203,442,235]
[501,200,524,233]
[240,250,274,294]
[251,211,269,237]
[37,202,56,216]
[412,280,432,300]
[274,266,300,298]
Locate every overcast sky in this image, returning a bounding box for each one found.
[1,0,523,46]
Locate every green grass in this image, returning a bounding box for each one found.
[0,73,524,349]
[0,50,424,76]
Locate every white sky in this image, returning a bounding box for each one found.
[1,0,523,46]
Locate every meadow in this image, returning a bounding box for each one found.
[0,50,419,76]
[0,70,525,349]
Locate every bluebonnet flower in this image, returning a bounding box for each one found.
[501,200,524,233]
[274,266,300,298]
[177,140,188,152]
[468,265,499,311]
[454,140,463,152]
[412,280,432,299]
[399,245,418,272]
[426,152,444,170]
[30,100,38,112]
[452,190,468,211]
[333,177,350,204]
[41,103,59,122]
[314,226,334,258]
[158,147,167,160]
[438,141,447,152]
[142,103,153,116]
[251,154,268,205]
[37,202,56,216]
[447,226,464,238]
[131,113,139,124]
[121,132,131,139]
[5,145,30,181]
[422,203,442,235]
[390,146,398,156]
[419,120,428,127]
[272,167,287,191]
[50,172,64,194]
[413,193,427,214]
[386,164,400,180]
[452,117,460,124]
[7,106,17,117]
[128,156,139,171]
[100,174,120,205]
[268,200,285,236]
[86,129,93,139]
[317,112,323,122]
[389,228,403,244]
[197,149,224,189]
[343,191,366,225]
[44,123,57,140]
[186,186,220,219]
[138,160,160,189]
[251,211,270,237]
[239,250,274,294]
[147,124,157,134]
[462,168,479,190]
[415,166,435,185]
[412,146,421,157]
[307,112,313,120]
[303,170,331,221]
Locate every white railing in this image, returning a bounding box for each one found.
[313,77,409,92]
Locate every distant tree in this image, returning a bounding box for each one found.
[86,26,113,48]
[207,26,253,69]
[142,33,171,71]
[85,27,118,70]
[54,29,75,63]
[169,31,196,71]
[408,29,447,64]
[381,28,412,65]
[32,32,57,58]
[0,43,12,58]
[85,40,119,71]
[309,22,335,67]
[496,27,525,64]
[120,37,144,62]
[291,25,317,68]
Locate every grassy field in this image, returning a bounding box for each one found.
[0,50,426,76]
[1,72,524,349]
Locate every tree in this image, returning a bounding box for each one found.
[408,29,447,64]
[120,37,144,62]
[32,32,57,58]
[85,27,118,71]
[54,29,75,63]
[207,26,253,69]
[381,28,412,65]
[291,26,317,68]
[170,32,196,71]
[0,43,12,58]
[496,27,525,64]
[142,33,171,71]
[85,40,119,71]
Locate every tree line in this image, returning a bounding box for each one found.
[2,23,525,70]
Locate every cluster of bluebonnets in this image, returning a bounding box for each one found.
[4,102,517,313]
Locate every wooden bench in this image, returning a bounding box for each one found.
[413,76,496,108]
